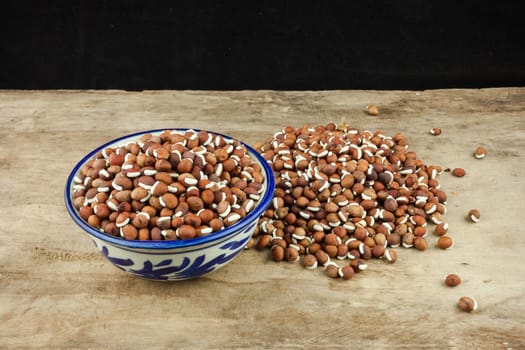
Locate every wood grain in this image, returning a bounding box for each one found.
[1,88,524,349]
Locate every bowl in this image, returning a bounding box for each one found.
[64,128,275,281]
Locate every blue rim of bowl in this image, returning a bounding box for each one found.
[64,128,275,250]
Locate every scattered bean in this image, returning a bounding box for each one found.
[467,209,480,223]
[474,146,487,159]
[444,273,462,287]
[302,254,318,270]
[251,123,450,280]
[325,263,339,278]
[429,128,442,136]
[434,222,449,236]
[437,236,454,249]
[457,296,478,312]
[365,104,379,116]
[384,249,397,263]
[452,168,466,177]
[414,237,428,251]
[271,245,285,262]
[338,265,355,280]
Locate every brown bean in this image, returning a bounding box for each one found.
[177,225,197,240]
[74,129,265,241]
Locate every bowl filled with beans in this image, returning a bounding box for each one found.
[64,129,275,281]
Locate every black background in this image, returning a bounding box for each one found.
[1,1,524,90]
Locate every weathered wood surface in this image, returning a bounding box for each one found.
[0,88,524,349]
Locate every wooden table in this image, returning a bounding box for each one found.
[1,88,524,349]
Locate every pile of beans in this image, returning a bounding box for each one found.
[71,129,266,241]
[249,123,449,280]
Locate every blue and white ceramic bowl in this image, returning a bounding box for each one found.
[64,129,275,281]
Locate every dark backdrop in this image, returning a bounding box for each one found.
[1,1,524,90]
